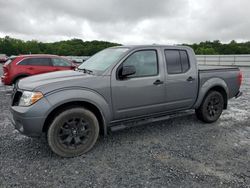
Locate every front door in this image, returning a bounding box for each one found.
[111,49,166,120]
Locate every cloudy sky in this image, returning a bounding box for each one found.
[0,0,249,44]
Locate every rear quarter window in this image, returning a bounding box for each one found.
[18,59,29,65]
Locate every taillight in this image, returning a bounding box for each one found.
[238,71,243,86]
[3,66,8,74]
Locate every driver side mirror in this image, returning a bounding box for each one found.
[119,65,136,79]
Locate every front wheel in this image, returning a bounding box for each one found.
[47,107,99,157]
[195,91,224,123]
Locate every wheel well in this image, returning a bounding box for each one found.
[208,86,228,109]
[42,101,105,135]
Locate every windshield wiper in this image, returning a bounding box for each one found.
[76,68,94,74]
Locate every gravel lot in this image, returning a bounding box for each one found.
[0,65,249,188]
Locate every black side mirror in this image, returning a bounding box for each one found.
[119,65,136,78]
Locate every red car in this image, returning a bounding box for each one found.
[1,54,77,85]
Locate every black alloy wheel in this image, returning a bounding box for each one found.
[47,107,99,157]
[196,91,224,123]
[58,117,91,149]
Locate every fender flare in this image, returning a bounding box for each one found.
[43,88,112,135]
[193,78,229,109]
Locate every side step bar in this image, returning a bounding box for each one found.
[109,110,194,132]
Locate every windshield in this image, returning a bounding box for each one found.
[78,48,129,72]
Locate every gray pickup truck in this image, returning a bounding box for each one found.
[9,45,242,157]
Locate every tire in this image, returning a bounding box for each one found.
[47,107,99,157]
[195,91,224,123]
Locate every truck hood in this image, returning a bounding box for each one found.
[18,70,97,93]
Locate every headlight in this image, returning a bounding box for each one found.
[19,91,44,106]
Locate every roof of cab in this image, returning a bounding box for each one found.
[111,44,193,50]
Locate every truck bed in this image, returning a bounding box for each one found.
[198,65,239,72]
[198,65,240,99]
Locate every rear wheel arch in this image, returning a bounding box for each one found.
[198,86,228,110]
[194,78,229,109]
[43,101,107,136]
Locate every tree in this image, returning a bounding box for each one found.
[1,36,250,56]
[0,36,121,56]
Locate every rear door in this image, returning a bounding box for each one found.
[18,57,54,74]
[163,49,198,110]
[111,49,166,120]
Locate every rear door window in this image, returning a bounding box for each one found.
[180,50,190,72]
[19,58,51,66]
[165,50,182,74]
[165,50,190,74]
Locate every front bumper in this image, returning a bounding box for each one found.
[9,97,51,137]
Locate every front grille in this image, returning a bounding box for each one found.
[12,91,22,106]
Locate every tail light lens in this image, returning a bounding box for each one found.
[238,71,243,86]
[3,66,8,74]
[3,58,13,74]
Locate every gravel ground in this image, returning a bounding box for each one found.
[0,66,249,188]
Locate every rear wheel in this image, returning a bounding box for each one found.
[195,91,224,123]
[47,107,99,157]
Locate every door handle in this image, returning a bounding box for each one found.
[153,80,164,85]
[187,76,195,82]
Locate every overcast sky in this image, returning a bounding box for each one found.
[0,0,249,44]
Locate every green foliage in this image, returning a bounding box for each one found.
[185,40,250,55]
[0,36,121,56]
[1,36,250,56]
